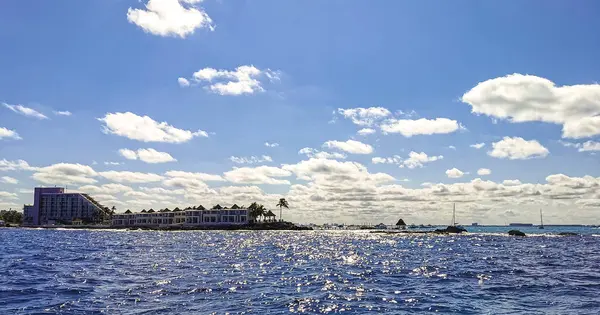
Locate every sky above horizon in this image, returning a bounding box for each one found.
[1,0,600,225]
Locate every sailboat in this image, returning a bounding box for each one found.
[436,203,467,233]
[539,209,544,229]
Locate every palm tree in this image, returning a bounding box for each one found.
[276,198,289,222]
[257,204,266,222]
[248,202,260,223]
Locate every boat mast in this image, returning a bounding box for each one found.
[452,203,456,226]
[540,209,544,227]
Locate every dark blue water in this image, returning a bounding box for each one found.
[1,228,600,314]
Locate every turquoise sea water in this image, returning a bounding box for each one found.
[1,228,599,314]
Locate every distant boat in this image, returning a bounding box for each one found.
[539,209,544,229]
[452,203,465,230]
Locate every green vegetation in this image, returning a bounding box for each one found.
[0,209,23,224]
[276,198,289,222]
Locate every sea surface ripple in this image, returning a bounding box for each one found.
[1,229,600,314]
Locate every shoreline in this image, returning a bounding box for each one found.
[10,221,313,231]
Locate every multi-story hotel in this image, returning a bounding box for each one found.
[111,208,250,228]
[23,187,110,226]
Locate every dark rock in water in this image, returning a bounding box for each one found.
[508,230,526,236]
[434,226,467,234]
[558,232,578,236]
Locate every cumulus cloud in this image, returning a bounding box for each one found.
[164,170,225,182]
[2,103,48,119]
[127,0,214,38]
[0,191,18,200]
[298,148,346,160]
[229,155,273,164]
[448,145,456,150]
[32,163,98,185]
[99,171,164,183]
[54,111,72,116]
[337,107,391,126]
[323,139,373,154]
[224,166,291,185]
[119,148,177,163]
[264,142,279,147]
[470,143,485,149]
[0,176,18,184]
[357,128,376,136]
[0,127,21,140]
[380,118,463,137]
[461,73,600,138]
[488,137,549,160]
[402,152,443,169]
[0,159,37,171]
[560,140,600,152]
[371,155,402,165]
[177,77,190,87]
[78,183,133,195]
[99,112,208,143]
[182,65,281,95]
[477,168,491,176]
[446,168,465,178]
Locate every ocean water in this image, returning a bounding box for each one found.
[1,228,600,314]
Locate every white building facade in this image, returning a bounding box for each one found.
[112,208,249,228]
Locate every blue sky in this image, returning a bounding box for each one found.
[1,0,600,224]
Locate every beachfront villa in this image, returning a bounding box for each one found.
[111,208,250,228]
[23,187,111,226]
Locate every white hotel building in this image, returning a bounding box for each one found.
[111,208,250,228]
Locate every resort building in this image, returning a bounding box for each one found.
[111,208,250,228]
[23,187,110,226]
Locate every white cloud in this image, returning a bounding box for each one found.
[337,107,391,126]
[488,137,549,160]
[448,145,456,150]
[470,143,485,149]
[0,191,18,200]
[99,112,208,143]
[579,141,600,152]
[0,127,21,140]
[185,65,280,95]
[503,179,522,186]
[461,73,600,138]
[78,184,133,195]
[380,118,462,137]
[2,103,48,119]
[164,170,225,182]
[229,155,272,164]
[0,159,37,171]
[371,156,402,165]
[298,148,346,160]
[323,139,373,154]
[118,149,138,160]
[0,176,18,184]
[54,111,72,116]
[264,142,279,147]
[127,0,214,38]
[560,140,600,152]
[119,148,177,163]
[99,171,164,183]
[224,166,291,185]
[357,128,376,136]
[402,151,443,169]
[477,168,491,176]
[177,77,190,87]
[32,163,98,185]
[104,162,122,166]
[446,168,465,178]
[371,152,443,169]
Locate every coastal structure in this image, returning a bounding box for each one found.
[509,223,533,227]
[111,208,250,228]
[23,187,110,226]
